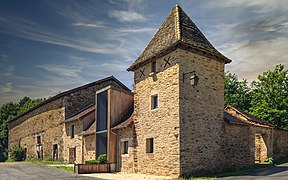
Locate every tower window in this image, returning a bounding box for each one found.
[146,138,154,153]
[151,61,156,73]
[151,95,158,110]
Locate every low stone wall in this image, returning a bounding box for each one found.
[224,123,253,169]
[273,128,288,159]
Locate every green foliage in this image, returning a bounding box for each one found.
[225,64,288,130]
[85,160,99,164]
[85,154,107,164]
[0,97,44,162]
[249,64,288,130]
[97,154,107,164]
[54,165,74,173]
[224,72,251,111]
[9,145,25,161]
[264,157,274,164]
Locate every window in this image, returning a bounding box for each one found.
[122,141,128,154]
[71,125,75,138]
[146,138,154,153]
[151,61,156,73]
[37,135,41,144]
[151,95,158,110]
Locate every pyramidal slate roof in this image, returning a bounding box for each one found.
[127,5,231,71]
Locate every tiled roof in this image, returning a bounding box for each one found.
[128,5,231,71]
[112,116,133,130]
[81,122,96,136]
[224,106,273,128]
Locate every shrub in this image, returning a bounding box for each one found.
[97,154,107,164]
[264,157,274,164]
[85,154,107,164]
[85,160,99,164]
[9,145,25,161]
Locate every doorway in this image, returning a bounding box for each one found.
[69,147,76,163]
[53,144,58,160]
[255,133,268,163]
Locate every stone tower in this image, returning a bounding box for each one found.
[127,5,231,177]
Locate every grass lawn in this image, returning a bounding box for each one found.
[54,165,74,173]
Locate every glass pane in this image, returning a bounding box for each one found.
[97,91,108,132]
[96,132,107,158]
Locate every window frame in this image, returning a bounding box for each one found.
[151,61,156,73]
[71,124,75,138]
[146,138,154,154]
[36,135,41,144]
[122,141,129,155]
[151,94,158,110]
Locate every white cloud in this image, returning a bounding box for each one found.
[109,10,146,22]
[72,22,105,28]
[37,64,82,79]
[0,53,9,62]
[1,65,14,77]
[0,82,13,94]
[117,27,154,33]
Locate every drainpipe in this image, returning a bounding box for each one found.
[111,129,119,172]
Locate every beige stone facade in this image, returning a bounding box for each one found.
[8,98,64,161]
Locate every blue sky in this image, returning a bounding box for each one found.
[0,0,287,105]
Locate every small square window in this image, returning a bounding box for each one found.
[71,125,75,138]
[151,95,158,110]
[37,135,41,144]
[151,61,156,73]
[146,138,154,153]
[122,141,128,154]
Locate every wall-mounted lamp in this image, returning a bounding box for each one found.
[182,71,199,86]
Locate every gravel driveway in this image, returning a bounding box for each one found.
[0,162,103,180]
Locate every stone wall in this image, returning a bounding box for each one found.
[116,126,135,173]
[133,51,180,177]
[224,123,252,169]
[178,49,226,176]
[8,98,64,160]
[273,129,288,159]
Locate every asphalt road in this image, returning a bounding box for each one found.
[218,163,288,180]
[0,162,103,180]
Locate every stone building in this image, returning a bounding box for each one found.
[8,5,288,178]
[8,76,131,162]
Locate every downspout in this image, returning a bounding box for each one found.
[111,129,119,172]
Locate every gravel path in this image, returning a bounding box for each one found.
[0,162,103,180]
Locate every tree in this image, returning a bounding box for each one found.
[0,97,44,162]
[249,64,288,130]
[0,102,18,161]
[224,72,252,111]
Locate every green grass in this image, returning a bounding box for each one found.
[54,165,74,173]
[24,156,64,165]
